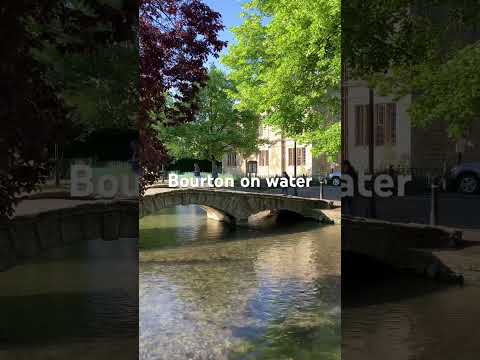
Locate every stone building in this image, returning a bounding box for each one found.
[342,77,480,176]
[342,6,480,176]
[222,125,337,178]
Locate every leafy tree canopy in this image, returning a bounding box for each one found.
[222,0,341,156]
[139,0,226,187]
[343,0,480,138]
[1,1,66,217]
[26,0,138,136]
[157,67,261,165]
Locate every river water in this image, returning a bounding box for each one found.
[342,256,480,360]
[3,204,476,360]
[139,205,341,360]
[0,238,138,359]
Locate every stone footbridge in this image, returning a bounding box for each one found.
[342,216,465,283]
[1,200,138,271]
[141,189,335,225]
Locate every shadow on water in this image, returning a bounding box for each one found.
[342,251,480,360]
[0,238,138,359]
[0,290,137,348]
[342,252,450,308]
[140,206,324,252]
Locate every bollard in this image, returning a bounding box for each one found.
[429,183,439,226]
[319,178,324,200]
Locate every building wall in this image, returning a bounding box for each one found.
[222,125,337,178]
[284,139,311,177]
[345,81,412,173]
[343,81,480,176]
[411,118,480,174]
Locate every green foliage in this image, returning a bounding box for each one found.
[344,0,480,139]
[157,67,261,162]
[376,42,480,139]
[299,122,341,162]
[26,0,137,136]
[222,0,341,155]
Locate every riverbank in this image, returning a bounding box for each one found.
[342,216,480,284]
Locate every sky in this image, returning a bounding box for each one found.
[203,0,247,71]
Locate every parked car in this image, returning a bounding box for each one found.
[326,171,342,186]
[447,162,480,194]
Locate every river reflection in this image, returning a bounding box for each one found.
[139,205,341,360]
[0,238,138,359]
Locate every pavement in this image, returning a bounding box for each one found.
[13,185,135,218]
[433,231,480,284]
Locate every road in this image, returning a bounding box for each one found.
[349,193,480,230]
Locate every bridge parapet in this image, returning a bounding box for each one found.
[0,200,138,271]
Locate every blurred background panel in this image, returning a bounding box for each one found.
[0,1,139,359]
[342,1,480,359]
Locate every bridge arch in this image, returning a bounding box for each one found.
[141,189,333,226]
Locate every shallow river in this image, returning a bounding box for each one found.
[3,204,476,360]
[342,257,480,360]
[139,205,341,360]
[0,238,138,359]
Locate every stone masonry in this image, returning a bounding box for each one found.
[141,189,334,225]
[0,200,138,271]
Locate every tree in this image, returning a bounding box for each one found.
[222,0,341,155]
[22,0,138,187]
[139,0,226,188]
[26,0,138,137]
[0,1,65,217]
[343,0,480,139]
[158,67,261,169]
[299,122,341,162]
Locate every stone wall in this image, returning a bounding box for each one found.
[0,200,138,271]
[342,216,463,283]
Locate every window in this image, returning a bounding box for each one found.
[354,105,370,146]
[375,104,385,146]
[387,103,397,145]
[226,152,237,166]
[259,150,269,166]
[376,103,396,146]
[288,147,306,166]
[355,103,396,146]
[298,148,306,166]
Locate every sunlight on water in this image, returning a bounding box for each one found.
[140,205,341,360]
